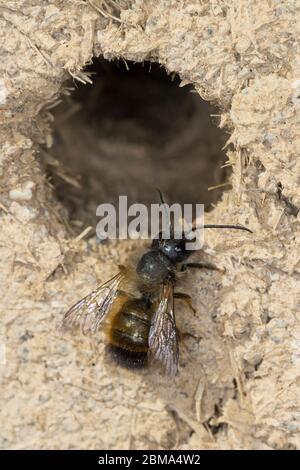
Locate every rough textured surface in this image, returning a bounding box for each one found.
[0,0,299,450]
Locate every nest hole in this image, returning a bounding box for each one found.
[45,59,230,230]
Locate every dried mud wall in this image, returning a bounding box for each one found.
[0,1,299,450]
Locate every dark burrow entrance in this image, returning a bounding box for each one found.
[44,60,230,231]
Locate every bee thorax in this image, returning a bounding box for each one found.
[136,250,175,285]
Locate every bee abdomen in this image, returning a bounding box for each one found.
[107,345,148,369]
[107,298,151,369]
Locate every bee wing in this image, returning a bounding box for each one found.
[62,272,124,335]
[149,282,179,376]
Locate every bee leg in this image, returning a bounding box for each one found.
[181,262,224,273]
[174,292,196,314]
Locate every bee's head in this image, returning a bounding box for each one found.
[152,189,252,263]
[151,232,194,263]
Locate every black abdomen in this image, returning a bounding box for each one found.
[107,298,151,369]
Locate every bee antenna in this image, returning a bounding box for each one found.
[156,187,166,205]
[156,188,174,236]
[191,224,253,234]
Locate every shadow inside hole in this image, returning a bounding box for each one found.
[46,60,229,229]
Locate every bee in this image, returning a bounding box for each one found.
[62,193,252,376]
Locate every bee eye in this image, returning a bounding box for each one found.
[174,241,186,253]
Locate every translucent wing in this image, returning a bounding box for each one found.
[149,282,179,376]
[62,272,124,335]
